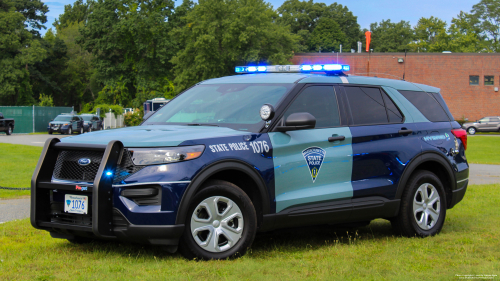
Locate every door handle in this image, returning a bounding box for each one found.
[398,129,413,135]
[328,136,346,142]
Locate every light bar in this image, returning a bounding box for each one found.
[235,64,350,74]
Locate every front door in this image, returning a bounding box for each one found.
[269,85,353,213]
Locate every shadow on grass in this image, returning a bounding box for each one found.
[54,219,399,260]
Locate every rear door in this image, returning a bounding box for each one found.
[486,117,499,131]
[269,85,353,213]
[340,86,420,200]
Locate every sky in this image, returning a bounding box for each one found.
[41,0,480,35]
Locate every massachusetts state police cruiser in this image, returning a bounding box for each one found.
[31,64,469,260]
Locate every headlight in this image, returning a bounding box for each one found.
[129,145,205,165]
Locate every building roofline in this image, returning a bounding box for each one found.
[294,52,500,57]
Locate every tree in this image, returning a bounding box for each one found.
[11,0,49,37]
[448,11,488,52]
[308,17,347,52]
[0,0,46,105]
[53,0,92,30]
[79,0,178,107]
[408,17,450,52]
[322,3,362,51]
[38,93,54,106]
[369,20,414,52]
[171,0,299,92]
[277,0,361,52]
[470,0,500,51]
[29,29,69,106]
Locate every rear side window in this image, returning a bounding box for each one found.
[491,118,499,122]
[344,87,404,125]
[431,93,454,121]
[399,91,450,122]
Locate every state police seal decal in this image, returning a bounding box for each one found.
[302,147,326,183]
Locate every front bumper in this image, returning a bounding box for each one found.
[31,138,185,245]
[48,126,69,133]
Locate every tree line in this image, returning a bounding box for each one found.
[0,0,498,110]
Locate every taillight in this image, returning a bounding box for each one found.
[451,129,467,150]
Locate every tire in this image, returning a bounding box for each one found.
[467,127,476,135]
[48,130,53,135]
[67,127,72,135]
[6,126,12,135]
[392,170,447,237]
[178,180,257,260]
[79,127,83,134]
[88,127,92,133]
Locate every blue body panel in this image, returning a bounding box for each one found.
[349,123,421,199]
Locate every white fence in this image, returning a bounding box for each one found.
[103,112,124,129]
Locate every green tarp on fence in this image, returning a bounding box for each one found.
[0,106,73,133]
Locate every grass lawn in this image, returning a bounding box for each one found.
[467,136,500,165]
[0,184,498,280]
[0,144,41,199]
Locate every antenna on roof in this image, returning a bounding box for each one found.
[403,50,407,81]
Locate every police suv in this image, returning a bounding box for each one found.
[31,64,469,260]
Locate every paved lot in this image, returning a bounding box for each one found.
[0,198,30,224]
[0,134,69,146]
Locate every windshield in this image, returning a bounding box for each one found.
[81,115,93,121]
[54,116,72,122]
[144,83,293,132]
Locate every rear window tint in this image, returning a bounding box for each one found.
[382,92,404,123]
[399,91,450,122]
[431,93,454,121]
[344,87,388,125]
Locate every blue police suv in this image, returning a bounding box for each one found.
[31,64,469,260]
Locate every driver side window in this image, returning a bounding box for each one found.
[283,86,340,128]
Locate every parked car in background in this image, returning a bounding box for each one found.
[80,114,104,132]
[462,116,500,135]
[48,114,84,135]
[0,112,15,135]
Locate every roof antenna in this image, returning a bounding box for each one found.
[403,49,407,81]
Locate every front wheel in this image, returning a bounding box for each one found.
[391,170,447,237]
[48,130,53,135]
[78,127,83,134]
[6,126,12,135]
[467,127,476,135]
[178,180,257,260]
[67,127,72,135]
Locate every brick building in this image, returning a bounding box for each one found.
[291,53,500,121]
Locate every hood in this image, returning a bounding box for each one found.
[60,125,250,147]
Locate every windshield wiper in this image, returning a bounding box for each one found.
[186,123,219,127]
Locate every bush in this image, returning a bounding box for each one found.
[81,103,123,118]
[124,109,142,127]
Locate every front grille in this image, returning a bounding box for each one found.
[113,150,144,184]
[53,150,103,182]
[52,149,144,184]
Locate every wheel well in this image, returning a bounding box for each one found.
[414,161,453,208]
[202,170,264,227]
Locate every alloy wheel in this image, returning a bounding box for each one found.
[413,183,441,230]
[190,196,244,253]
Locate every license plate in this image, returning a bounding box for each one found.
[64,194,88,214]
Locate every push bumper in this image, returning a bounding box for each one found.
[31,138,185,245]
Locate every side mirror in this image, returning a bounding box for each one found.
[275,112,316,132]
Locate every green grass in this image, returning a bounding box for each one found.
[0,184,499,280]
[467,136,500,165]
[0,144,41,199]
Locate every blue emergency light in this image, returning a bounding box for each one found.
[235,64,350,74]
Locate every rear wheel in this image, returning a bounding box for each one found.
[178,180,257,260]
[467,127,476,135]
[392,170,447,237]
[6,126,12,135]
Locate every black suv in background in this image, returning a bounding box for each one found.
[80,114,104,132]
[48,114,84,135]
[0,112,15,135]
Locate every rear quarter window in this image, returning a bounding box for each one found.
[399,91,450,122]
